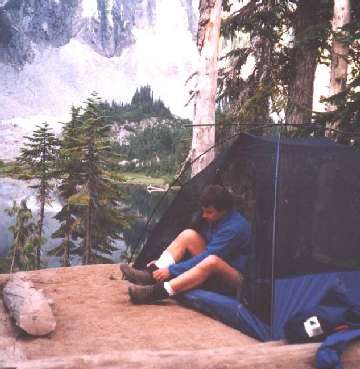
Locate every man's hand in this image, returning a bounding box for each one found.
[153,267,170,282]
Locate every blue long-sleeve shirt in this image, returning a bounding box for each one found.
[169,211,251,277]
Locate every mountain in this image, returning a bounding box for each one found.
[0,0,199,160]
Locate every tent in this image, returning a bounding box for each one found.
[134,133,360,341]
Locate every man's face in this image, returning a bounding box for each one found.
[201,206,226,224]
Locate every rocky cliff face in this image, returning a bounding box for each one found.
[0,0,158,66]
[0,0,198,151]
[0,0,79,66]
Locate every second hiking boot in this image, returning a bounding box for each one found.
[128,283,169,304]
[119,263,155,285]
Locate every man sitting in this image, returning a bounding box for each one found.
[120,184,251,304]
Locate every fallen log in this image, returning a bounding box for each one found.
[2,343,360,369]
[2,274,56,336]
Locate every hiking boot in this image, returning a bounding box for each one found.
[128,283,169,304]
[119,263,155,285]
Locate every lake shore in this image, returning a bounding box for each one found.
[0,162,170,186]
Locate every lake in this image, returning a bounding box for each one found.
[0,178,176,268]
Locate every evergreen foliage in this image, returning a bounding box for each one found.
[116,119,191,176]
[7,87,188,268]
[313,1,360,146]
[99,85,173,123]
[219,0,360,143]
[50,106,83,266]
[16,122,59,268]
[53,94,129,265]
[219,0,291,124]
[99,85,191,177]
[5,200,38,272]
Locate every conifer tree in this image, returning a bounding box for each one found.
[50,107,83,266]
[17,122,59,268]
[5,200,38,272]
[220,0,359,139]
[67,94,128,264]
[285,0,331,126]
[220,0,288,124]
[314,0,360,143]
[219,1,331,128]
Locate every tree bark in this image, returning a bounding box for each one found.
[285,0,321,126]
[191,0,222,177]
[64,236,70,267]
[326,0,351,134]
[64,234,70,267]
[38,186,45,269]
[38,140,46,268]
[10,239,20,274]
[2,274,56,336]
[2,342,360,369]
[84,199,93,265]
[64,205,71,267]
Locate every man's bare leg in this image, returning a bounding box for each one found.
[128,255,244,304]
[164,229,206,262]
[169,255,243,294]
[120,229,205,285]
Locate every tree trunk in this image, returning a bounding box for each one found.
[2,341,360,368]
[64,237,70,267]
[2,274,56,336]
[285,0,321,126]
[191,0,222,177]
[38,181,45,269]
[10,239,21,274]
[37,139,47,268]
[84,201,93,265]
[64,236,70,267]
[64,206,71,267]
[326,0,351,134]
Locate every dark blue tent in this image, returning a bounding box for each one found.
[134,133,360,341]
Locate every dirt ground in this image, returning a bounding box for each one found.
[0,264,256,361]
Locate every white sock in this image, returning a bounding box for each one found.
[164,282,175,296]
[155,250,175,269]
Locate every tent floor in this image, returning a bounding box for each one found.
[1,264,360,368]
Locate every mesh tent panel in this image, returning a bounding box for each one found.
[134,132,360,329]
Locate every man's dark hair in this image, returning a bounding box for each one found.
[199,185,234,212]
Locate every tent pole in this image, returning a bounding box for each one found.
[270,124,283,339]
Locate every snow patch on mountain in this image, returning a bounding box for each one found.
[0,0,199,161]
[0,33,196,120]
[81,0,100,19]
[0,0,198,118]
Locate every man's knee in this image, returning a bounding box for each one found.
[201,255,222,270]
[179,228,202,240]
[177,229,205,250]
